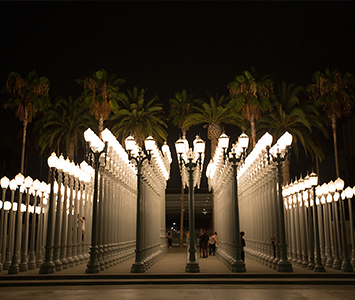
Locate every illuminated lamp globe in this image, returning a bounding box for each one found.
[238,132,249,149]
[15,173,24,186]
[1,176,10,189]
[218,133,229,149]
[328,181,336,194]
[125,135,136,151]
[345,186,353,199]
[9,179,17,191]
[48,152,58,168]
[144,136,156,151]
[175,138,185,155]
[335,177,344,191]
[194,135,205,154]
[309,172,318,187]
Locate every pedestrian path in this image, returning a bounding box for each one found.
[0,247,354,287]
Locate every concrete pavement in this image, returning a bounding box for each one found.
[0,247,354,286]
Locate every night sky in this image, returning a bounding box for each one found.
[1,2,355,188]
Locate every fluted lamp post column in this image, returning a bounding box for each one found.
[84,128,108,274]
[176,135,205,273]
[347,187,355,268]
[310,172,325,272]
[267,132,293,272]
[125,135,155,273]
[335,178,353,272]
[39,153,58,274]
[8,174,25,274]
[219,132,249,272]
[0,176,10,271]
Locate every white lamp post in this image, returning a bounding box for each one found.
[219,132,249,273]
[8,174,24,274]
[266,131,293,272]
[84,129,108,274]
[335,178,353,272]
[0,176,10,271]
[310,172,325,272]
[40,152,58,274]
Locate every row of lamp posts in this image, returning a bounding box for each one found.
[284,175,354,272]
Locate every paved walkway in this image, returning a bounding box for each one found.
[0,247,354,286]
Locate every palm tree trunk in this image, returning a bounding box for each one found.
[99,116,104,139]
[21,108,28,174]
[211,139,218,158]
[68,136,76,161]
[250,115,256,148]
[331,114,340,178]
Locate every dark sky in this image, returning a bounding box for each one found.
[1,1,355,188]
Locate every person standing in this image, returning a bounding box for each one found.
[200,229,209,258]
[166,230,172,248]
[240,231,246,262]
[78,215,85,243]
[209,232,218,256]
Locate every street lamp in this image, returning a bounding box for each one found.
[84,128,108,274]
[310,172,326,272]
[126,135,155,273]
[40,153,58,274]
[8,174,24,274]
[335,178,353,272]
[346,186,355,268]
[328,180,342,270]
[219,132,249,273]
[0,176,10,271]
[267,131,293,272]
[175,135,205,273]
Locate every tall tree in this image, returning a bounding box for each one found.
[3,70,50,174]
[227,69,274,148]
[307,69,355,178]
[77,69,125,137]
[168,90,196,138]
[182,93,244,157]
[34,96,98,161]
[109,87,168,147]
[258,81,328,184]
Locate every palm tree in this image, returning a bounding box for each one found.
[258,81,328,184]
[77,69,125,137]
[109,87,168,147]
[3,70,50,174]
[307,68,355,177]
[182,93,244,157]
[227,69,274,148]
[34,96,98,161]
[168,90,196,138]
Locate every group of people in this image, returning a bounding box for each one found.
[166,228,247,263]
[198,229,218,258]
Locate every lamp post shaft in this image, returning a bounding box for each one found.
[231,162,246,272]
[131,159,145,273]
[276,158,293,272]
[39,167,57,274]
[312,187,325,272]
[185,159,200,273]
[86,157,101,273]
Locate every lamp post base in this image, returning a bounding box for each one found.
[277,259,293,272]
[314,263,326,272]
[340,261,354,272]
[86,246,100,273]
[39,261,56,274]
[231,260,246,273]
[185,262,200,273]
[131,262,145,273]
